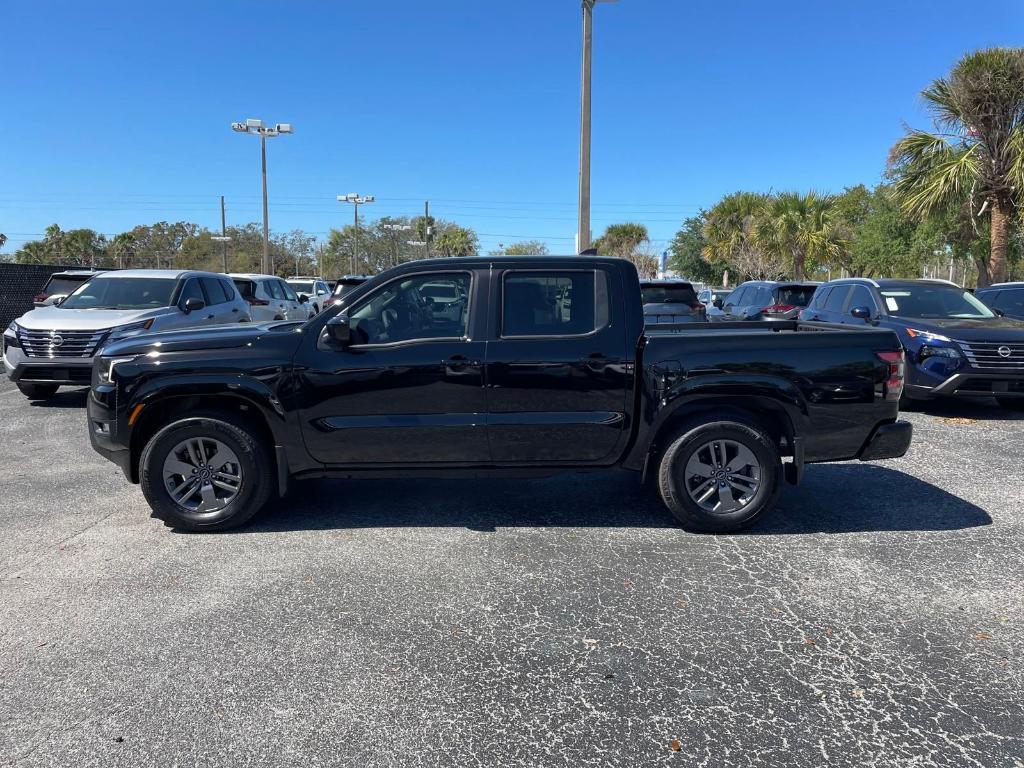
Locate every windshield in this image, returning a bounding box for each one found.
[60,277,176,310]
[333,280,365,297]
[44,276,92,296]
[288,281,315,293]
[777,286,817,307]
[641,284,697,305]
[881,285,995,319]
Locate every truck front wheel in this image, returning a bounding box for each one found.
[658,418,782,533]
[139,414,273,532]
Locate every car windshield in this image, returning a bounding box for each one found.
[777,285,817,307]
[44,276,91,296]
[641,284,697,304]
[880,285,995,319]
[289,281,315,293]
[60,277,176,310]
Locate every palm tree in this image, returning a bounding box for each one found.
[702,192,787,281]
[752,191,842,281]
[889,48,1024,286]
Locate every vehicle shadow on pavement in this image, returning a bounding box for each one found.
[901,396,1024,421]
[25,388,89,408]
[236,464,990,536]
[747,464,992,535]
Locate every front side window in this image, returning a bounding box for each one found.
[349,273,471,345]
[60,277,177,310]
[994,288,1024,314]
[881,285,994,319]
[200,277,226,305]
[177,279,204,306]
[280,281,299,302]
[266,280,286,300]
[502,271,605,337]
[846,285,876,312]
[727,286,749,306]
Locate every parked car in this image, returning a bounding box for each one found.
[323,275,370,309]
[285,277,332,314]
[33,269,106,307]
[230,274,310,321]
[800,277,1024,409]
[715,281,821,321]
[640,279,706,324]
[976,282,1024,321]
[3,269,249,399]
[420,279,468,324]
[697,287,729,311]
[86,256,911,534]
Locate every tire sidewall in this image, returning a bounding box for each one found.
[140,416,270,531]
[659,420,781,532]
[18,383,59,399]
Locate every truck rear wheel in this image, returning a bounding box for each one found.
[17,383,59,400]
[139,414,273,532]
[657,418,782,533]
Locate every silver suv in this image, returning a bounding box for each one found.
[3,269,250,400]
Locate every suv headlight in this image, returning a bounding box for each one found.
[3,322,20,352]
[918,345,962,361]
[95,356,138,385]
[107,319,155,341]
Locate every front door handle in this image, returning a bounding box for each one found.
[444,355,480,374]
[206,314,215,320]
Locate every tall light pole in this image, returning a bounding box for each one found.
[210,195,232,273]
[231,119,293,274]
[337,193,375,274]
[577,0,618,254]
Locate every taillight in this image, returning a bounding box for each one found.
[245,297,269,306]
[33,293,50,303]
[876,350,905,402]
[763,304,796,313]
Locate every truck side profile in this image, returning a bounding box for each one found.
[87,256,912,532]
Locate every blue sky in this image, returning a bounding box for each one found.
[2,0,1022,258]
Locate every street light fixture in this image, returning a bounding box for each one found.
[337,194,375,273]
[231,118,293,274]
[578,0,618,254]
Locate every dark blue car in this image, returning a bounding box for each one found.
[800,278,1024,410]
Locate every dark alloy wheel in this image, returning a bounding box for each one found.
[140,414,273,531]
[658,417,782,532]
[17,382,59,400]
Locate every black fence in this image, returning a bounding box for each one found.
[0,263,81,331]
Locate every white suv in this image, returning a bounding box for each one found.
[286,277,332,314]
[230,274,310,322]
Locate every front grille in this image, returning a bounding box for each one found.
[18,329,108,358]
[956,340,1024,374]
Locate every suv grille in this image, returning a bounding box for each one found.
[956,340,1024,373]
[18,329,108,358]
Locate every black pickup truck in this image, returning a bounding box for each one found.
[87,256,912,533]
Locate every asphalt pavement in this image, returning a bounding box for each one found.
[0,380,1021,767]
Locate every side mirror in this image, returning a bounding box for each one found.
[713,299,724,309]
[182,297,205,314]
[324,314,352,346]
[850,306,872,321]
[298,294,309,304]
[994,308,1005,317]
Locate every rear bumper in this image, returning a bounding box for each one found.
[858,420,913,461]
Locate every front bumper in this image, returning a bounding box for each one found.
[858,420,913,461]
[87,380,134,481]
[3,346,94,385]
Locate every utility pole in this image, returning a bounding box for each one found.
[231,119,293,274]
[424,200,432,257]
[211,196,232,273]
[577,0,618,254]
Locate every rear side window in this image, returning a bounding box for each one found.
[823,285,851,312]
[776,285,817,307]
[502,271,607,337]
[200,277,227,305]
[266,280,286,300]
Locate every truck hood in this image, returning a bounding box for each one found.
[896,316,1024,342]
[100,321,303,357]
[14,305,175,331]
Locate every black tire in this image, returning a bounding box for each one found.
[657,417,782,533]
[17,382,59,400]
[139,413,273,532]
[996,396,1024,411]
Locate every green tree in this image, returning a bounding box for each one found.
[889,47,1024,285]
[593,223,657,278]
[433,224,479,257]
[702,192,780,281]
[753,191,841,281]
[502,240,550,256]
[668,213,722,283]
[832,184,919,277]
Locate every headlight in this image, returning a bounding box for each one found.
[918,345,962,361]
[107,319,155,341]
[3,322,20,350]
[906,328,952,342]
[95,356,138,385]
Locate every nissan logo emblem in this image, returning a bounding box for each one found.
[50,335,64,347]
[998,346,1012,358]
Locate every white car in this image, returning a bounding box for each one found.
[420,279,467,324]
[230,274,310,321]
[286,277,332,314]
[4,269,250,399]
